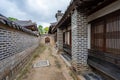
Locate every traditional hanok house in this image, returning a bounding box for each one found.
[49,0,120,79]
[14,20,39,35]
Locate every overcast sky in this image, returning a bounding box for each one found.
[0,0,71,28]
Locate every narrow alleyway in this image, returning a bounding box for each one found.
[17,36,75,80]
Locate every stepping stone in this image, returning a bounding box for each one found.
[33,60,49,68]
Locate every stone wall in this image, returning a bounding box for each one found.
[71,9,88,73]
[0,24,39,80]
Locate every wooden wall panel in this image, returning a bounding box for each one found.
[91,10,120,55]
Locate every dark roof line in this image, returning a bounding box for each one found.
[52,0,115,33]
[13,20,36,27]
[0,14,38,36]
[48,22,57,34]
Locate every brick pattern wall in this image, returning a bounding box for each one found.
[71,9,88,72]
[57,28,63,51]
[0,25,39,80]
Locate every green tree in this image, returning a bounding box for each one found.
[44,27,49,34]
[8,17,18,21]
[38,25,44,34]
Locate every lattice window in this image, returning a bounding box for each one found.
[106,14,120,54]
[91,10,120,54]
[91,21,104,51]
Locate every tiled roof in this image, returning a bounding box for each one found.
[14,20,36,27]
[48,22,57,34]
[0,14,38,36]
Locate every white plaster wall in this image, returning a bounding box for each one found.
[88,24,91,49]
[68,32,70,45]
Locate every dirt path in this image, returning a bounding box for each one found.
[20,43,74,80]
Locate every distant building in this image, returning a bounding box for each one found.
[14,20,39,35]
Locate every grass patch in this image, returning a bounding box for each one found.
[48,46,52,51]
[16,57,32,80]
[69,71,78,80]
[48,46,57,59]
[33,44,46,59]
[16,44,46,80]
[55,60,61,69]
[48,46,61,69]
[51,55,57,59]
[48,46,55,58]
